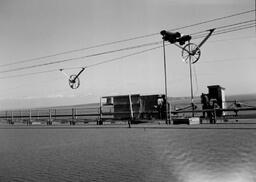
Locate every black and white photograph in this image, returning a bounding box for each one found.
[0,0,256,181]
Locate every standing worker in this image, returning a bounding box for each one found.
[201,93,210,118]
[209,99,219,124]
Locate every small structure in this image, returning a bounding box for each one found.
[173,117,200,125]
[101,94,167,121]
[207,85,226,116]
[113,94,140,120]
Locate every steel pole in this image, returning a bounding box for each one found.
[188,43,194,117]
[29,109,32,125]
[99,97,102,124]
[49,109,52,125]
[162,40,171,124]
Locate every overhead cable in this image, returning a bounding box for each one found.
[1,21,254,74]
[0,45,163,79]
[0,9,254,67]
[0,41,162,74]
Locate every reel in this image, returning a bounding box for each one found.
[69,74,80,89]
[181,43,201,64]
[60,67,86,89]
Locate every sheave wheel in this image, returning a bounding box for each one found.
[182,43,201,64]
[69,75,80,89]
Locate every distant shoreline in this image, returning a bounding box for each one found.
[1,93,256,111]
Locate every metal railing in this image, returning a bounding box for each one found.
[1,102,256,125]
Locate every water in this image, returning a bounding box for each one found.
[0,126,256,182]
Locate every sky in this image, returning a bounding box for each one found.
[0,0,255,110]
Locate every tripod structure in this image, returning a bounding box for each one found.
[161,28,215,117]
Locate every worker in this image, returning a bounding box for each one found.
[209,99,219,124]
[201,93,210,118]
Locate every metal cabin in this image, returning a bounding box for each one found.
[207,85,226,116]
[101,94,167,120]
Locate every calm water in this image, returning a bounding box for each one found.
[0,126,256,182]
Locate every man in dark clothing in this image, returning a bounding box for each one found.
[201,93,210,118]
[209,99,220,124]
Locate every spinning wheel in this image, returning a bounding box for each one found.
[69,75,80,89]
[60,67,85,89]
[181,43,201,64]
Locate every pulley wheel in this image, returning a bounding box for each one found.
[182,43,201,64]
[69,75,80,89]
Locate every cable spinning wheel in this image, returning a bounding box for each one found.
[182,43,201,64]
[60,67,86,89]
[69,74,80,89]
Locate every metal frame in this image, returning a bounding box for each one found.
[162,29,215,118]
[60,67,86,89]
